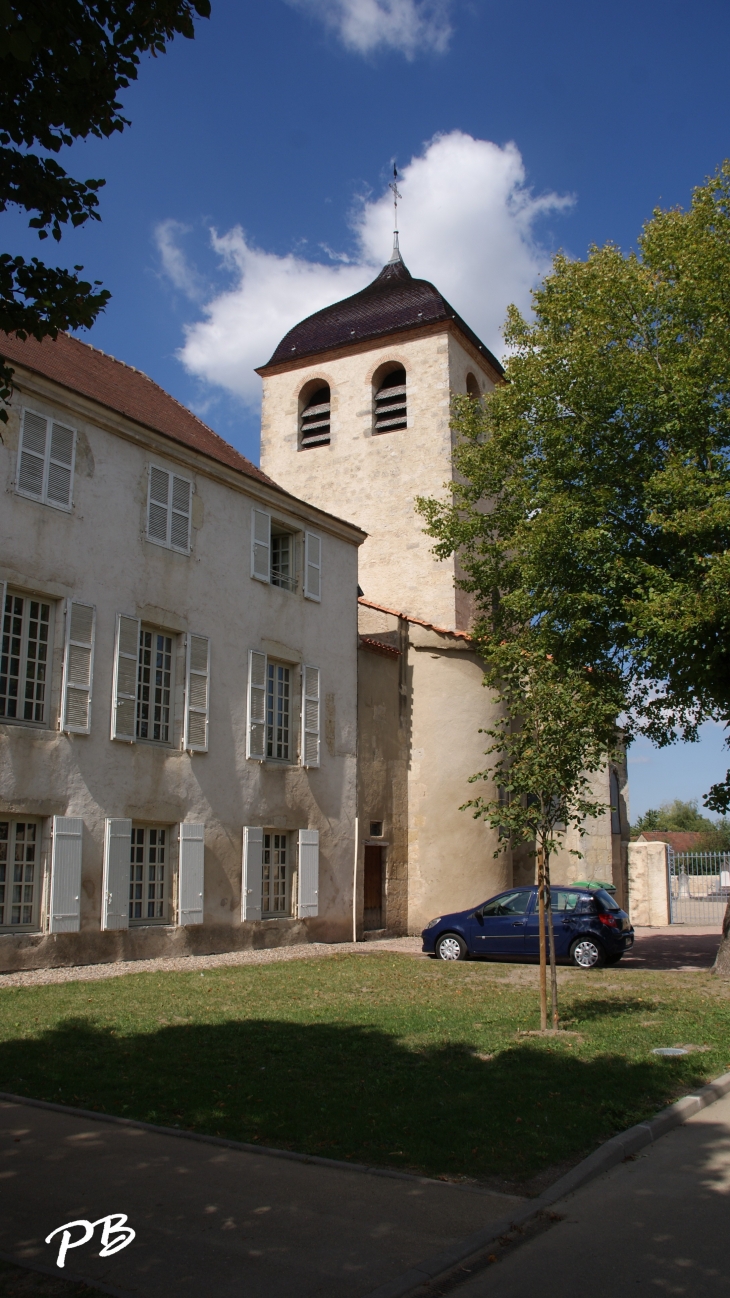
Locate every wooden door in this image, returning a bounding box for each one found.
[363,845,383,931]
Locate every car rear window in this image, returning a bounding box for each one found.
[594,888,620,911]
[552,891,597,914]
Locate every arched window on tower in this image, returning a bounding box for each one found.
[466,372,481,399]
[299,384,331,448]
[373,366,407,434]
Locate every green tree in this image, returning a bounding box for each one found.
[0,0,211,420]
[633,799,715,834]
[463,643,622,1029]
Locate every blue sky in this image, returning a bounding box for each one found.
[5,0,730,816]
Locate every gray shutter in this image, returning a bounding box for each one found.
[247,649,267,760]
[251,507,271,581]
[148,465,170,543]
[111,614,140,741]
[49,816,83,933]
[242,826,263,921]
[301,665,320,768]
[61,600,96,734]
[298,829,319,918]
[0,582,6,635]
[304,531,321,601]
[184,633,210,752]
[46,421,75,508]
[179,822,205,925]
[17,409,48,499]
[171,475,192,552]
[102,817,131,931]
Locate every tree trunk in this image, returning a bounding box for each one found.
[544,851,559,1029]
[537,848,548,1030]
[713,895,730,976]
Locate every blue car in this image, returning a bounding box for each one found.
[421,885,634,968]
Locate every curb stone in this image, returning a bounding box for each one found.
[0,1248,135,1297]
[362,1069,730,1298]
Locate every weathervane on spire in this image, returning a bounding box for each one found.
[388,162,402,263]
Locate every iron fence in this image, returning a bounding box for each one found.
[668,848,730,925]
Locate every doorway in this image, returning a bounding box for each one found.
[363,845,384,930]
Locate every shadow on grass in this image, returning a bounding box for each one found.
[0,1017,713,1183]
[566,998,662,1021]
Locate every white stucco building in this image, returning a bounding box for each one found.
[0,331,364,971]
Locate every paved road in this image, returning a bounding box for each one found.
[623,926,722,972]
[453,1090,730,1298]
[0,1098,522,1298]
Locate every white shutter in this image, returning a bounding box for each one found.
[302,665,320,768]
[304,531,321,601]
[242,826,263,921]
[61,600,96,734]
[184,633,210,752]
[17,409,48,499]
[46,421,75,508]
[179,822,205,925]
[111,614,140,741]
[49,816,83,933]
[147,465,170,543]
[298,828,319,918]
[102,818,131,931]
[171,475,192,552]
[247,650,267,760]
[251,507,271,581]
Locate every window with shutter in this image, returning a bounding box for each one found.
[184,633,210,752]
[263,831,290,915]
[102,817,131,930]
[251,508,271,582]
[147,465,192,553]
[299,385,331,448]
[0,819,41,928]
[179,822,205,925]
[297,828,319,918]
[247,650,267,759]
[302,665,320,768]
[0,589,53,726]
[61,600,95,734]
[242,826,263,921]
[16,409,76,510]
[373,367,407,434]
[304,531,321,602]
[129,824,168,922]
[49,816,83,933]
[111,614,140,741]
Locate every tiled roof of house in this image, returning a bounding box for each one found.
[261,253,504,375]
[358,596,472,641]
[0,331,275,487]
[635,832,707,851]
[359,635,401,659]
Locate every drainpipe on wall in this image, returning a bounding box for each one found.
[352,815,359,943]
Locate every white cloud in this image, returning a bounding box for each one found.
[153,220,207,303]
[285,0,452,58]
[170,131,572,407]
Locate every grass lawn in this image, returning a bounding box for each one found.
[1,953,729,1188]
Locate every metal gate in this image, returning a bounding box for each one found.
[668,849,730,925]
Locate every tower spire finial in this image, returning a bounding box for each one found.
[388,162,402,263]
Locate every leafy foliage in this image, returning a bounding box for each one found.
[634,799,730,849]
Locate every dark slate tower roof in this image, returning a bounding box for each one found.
[258,249,504,376]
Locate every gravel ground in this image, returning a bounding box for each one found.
[0,936,424,990]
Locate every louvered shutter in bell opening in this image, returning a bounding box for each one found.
[242,826,263,921]
[247,650,267,759]
[112,614,140,741]
[61,600,96,734]
[298,829,319,918]
[17,409,48,499]
[179,822,205,925]
[148,465,170,543]
[184,633,210,751]
[102,818,131,930]
[302,665,320,767]
[49,816,83,933]
[171,475,192,552]
[251,508,271,581]
[46,421,75,508]
[304,531,321,601]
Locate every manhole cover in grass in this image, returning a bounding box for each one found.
[652,1047,688,1057]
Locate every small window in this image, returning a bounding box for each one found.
[137,626,174,744]
[300,385,331,448]
[262,831,290,916]
[481,891,532,917]
[466,372,481,398]
[129,825,168,923]
[373,367,407,434]
[0,590,53,725]
[267,661,291,760]
[0,819,40,928]
[147,465,192,554]
[369,821,383,838]
[16,408,76,510]
[271,528,296,591]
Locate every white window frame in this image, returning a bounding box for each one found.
[16,407,76,511]
[129,824,169,924]
[0,817,43,930]
[262,830,291,918]
[0,587,54,728]
[146,463,193,555]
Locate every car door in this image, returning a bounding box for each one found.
[524,890,592,956]
[471,890,532,956]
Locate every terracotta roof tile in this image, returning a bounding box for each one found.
[0,331,275,487]
[358,596,472,641]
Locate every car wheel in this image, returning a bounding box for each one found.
[436,933,468,961]
[570,937,605,969]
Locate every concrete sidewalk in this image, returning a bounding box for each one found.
[450,1090,730,1298]
[0,1097,523,1298]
